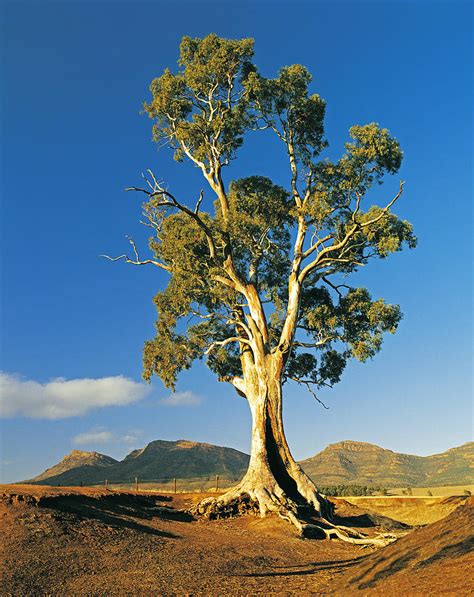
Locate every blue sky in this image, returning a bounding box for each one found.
[1,0,472,483]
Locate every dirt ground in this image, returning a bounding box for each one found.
[338,497,474,595]
[343,495,466,525]
[0,485,472,595]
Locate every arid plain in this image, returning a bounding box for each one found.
[1,484,472,595]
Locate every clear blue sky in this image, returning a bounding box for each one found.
[1,1,472,483]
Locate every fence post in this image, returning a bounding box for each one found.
[216,474,219,492]
[174,477,177,494]
[80,480,83,488]
[135,476,139,492]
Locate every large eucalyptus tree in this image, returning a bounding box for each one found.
[106,35,416,542]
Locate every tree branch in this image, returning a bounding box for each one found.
[101,236,171,271]
[322,276,352,298]
[126,173,217,259]
[293,338,331,348]
[220,375,247,398]
[205,336,252,355]
[298,181,404,282]
[287,376,329,409]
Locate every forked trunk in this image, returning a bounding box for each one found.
[192,360,401,545]
[194,358,334,524]
[242,370,329,517]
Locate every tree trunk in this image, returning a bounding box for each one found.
[241,370,331,518]
[193,358,333,526]
[192,358,401,546]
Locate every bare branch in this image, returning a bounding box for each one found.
[194,189,204,213]
[322,276,352,298]
[360,180,405,228]
[234,319,253,340]
[303,233,333,260]
[293,338,331,348]
[220,375,247,398]
[287,376,329,409]
[351,191,362,223]
[212,274,238,290]
[205,336,252,355]
[126,177,217,259]
[101,236,171,271]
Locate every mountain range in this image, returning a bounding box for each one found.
[24,439,473,488]
[25,440,249,486]
[300,440,473,487]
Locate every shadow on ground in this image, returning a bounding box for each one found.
[38,493,194,538]
[239,555,367,577]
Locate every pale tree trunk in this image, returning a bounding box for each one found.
[192,279,399,544]
[193,356,399,545]
[239,361,331,519]
[193,357,333,531]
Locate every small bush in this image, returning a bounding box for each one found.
[318,484,388,497]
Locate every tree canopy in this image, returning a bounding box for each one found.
[110,34,416,403]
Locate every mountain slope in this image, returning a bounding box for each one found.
[25,440,473,488]
[30,450,118,483]
[107,439,250,481]
[300,440,474,487]
[27,440,250,486]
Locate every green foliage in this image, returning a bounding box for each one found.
[287,286,402,386]
[318,484,388,497]
[345,123,403,181]
[132,34,417,393]
[223,176,292,295]
[244,64,327,163]
[144,34,254,165]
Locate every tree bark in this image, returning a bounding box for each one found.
[241,365,330,517]
[193,357,332,523]
[192,356,401,546]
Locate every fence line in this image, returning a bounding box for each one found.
[66,474,243,493]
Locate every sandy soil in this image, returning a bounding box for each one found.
[0,485,471,595]
[343,495,466,525]
[336,497,474,595]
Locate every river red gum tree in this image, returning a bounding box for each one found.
[105,35,416,543]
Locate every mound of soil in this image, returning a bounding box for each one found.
[336,497,474,594]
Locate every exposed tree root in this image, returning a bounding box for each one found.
[190,483,402,547]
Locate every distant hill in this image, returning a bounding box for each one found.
[26,440,250,486]
[300,440,474,488]
[24,439,473,488]
[31,450,118,483]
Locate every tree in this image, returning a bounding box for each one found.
[105,34,416,543]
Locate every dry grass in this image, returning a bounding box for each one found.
[341,495,467,526]
[388,484,474,497]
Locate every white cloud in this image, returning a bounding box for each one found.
[161,390,201,407]
[0,372,151,419]
[73,429,114,445]
[72,427,145,448]
[122,429,144,445]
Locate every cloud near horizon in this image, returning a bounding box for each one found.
[71,427,145,448]
[160,390,201,407]
[72,429,114,445]
[0,372,151,419]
